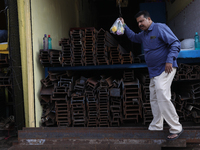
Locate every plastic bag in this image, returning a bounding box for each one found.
[110,18,124,35]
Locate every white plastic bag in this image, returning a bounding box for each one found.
[110,18,124,35]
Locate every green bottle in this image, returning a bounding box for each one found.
[48,35,52,49]
[194,32,199,50]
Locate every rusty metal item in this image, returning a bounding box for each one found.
[0,54,9,68]
[0,73,11,87]
[109,88,120,97]
[55,101,71,127]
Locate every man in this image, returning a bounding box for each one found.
[120,11,183,140]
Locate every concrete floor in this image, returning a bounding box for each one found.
[0,136,17,150]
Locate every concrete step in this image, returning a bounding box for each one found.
[11,126,200,150]
[11,127,192,149]
[8,140,184,150]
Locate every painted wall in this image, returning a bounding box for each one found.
[166,0,192,22]
[168,0,199,40]
[31,0,94,127]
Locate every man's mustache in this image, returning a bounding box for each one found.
[139,25,144,28]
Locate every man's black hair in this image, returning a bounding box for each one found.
[135,11,151,19]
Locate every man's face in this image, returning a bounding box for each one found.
[136,15,152,31]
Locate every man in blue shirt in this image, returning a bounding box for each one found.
[120,11,183,140]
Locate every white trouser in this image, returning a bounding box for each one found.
[148,68,182,134]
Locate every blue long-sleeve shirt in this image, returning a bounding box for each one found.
[124,22,180,78]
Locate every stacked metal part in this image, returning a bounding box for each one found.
[83,28,97,66]
[108,45,133,65]
[121,51,134,64]
[191,82,200,101]
[85,89,98,127]
[49,50,61,67]
[74,76,86,95]
[85,77,99,127]
[40,27,137,67]
[97,77,110,127]
[39,49,62,67]
[41,105,56,126]
[71,93,86,127]
[122,70,142,123]
[139,73,153,125]
[71,76,87,127]
[39,49,51,67]
[40,69,200,127]
[174,63,200,80]
[175,95,189,121]
[70,29,84,66]
[0,72,11,87]
[109,46,121,64]
[109,87,122,126]
[55,99,71,126]
[0,54,9,68]
[96,28,109,65]
[59,38,71,66]
[40,72,73,127]
[40,76,55,126]
[53,73,72,126]
[174,81,200,123]
[104,31,119,47]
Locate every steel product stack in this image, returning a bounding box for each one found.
[0,54,9,68]
[86,77,99,91]
[139,73,153,125]
[41,103,56,127]
[74,76,87,95]
[53,74,72,126]
[0,72,11,87]
[191,82,200,100]
[71,93,86,127]
[49,50,62,67]
[39,49,62,67]
[97,87,110,127]
[105,31,119,47]
[50,72,72,126]
[109,46,121,64]
[97,77,110,127]
[55,99,71,127]
[121,51,134,64]
[109,88,122,126]
[96,28,109,65]
[85,89,98,127]
[40,76,56,126]
[39,49,51,67]
[39,27,133,67]
[175,95,187,121]
[40,76,54,106]
[85,77,99,126]
[133,57,141,63]
[83,28,97,66]
[70,29,84,66]
[174,63,200,81]
[70,76,87,127]
[59,38,71,66]
[173,82,200,122]
[186,82,200,123]
[122,70,142,123]
[190,65,200,79]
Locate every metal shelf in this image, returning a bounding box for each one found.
[178,49,200,58]
[48,63,148,72]
[46,50,200,72]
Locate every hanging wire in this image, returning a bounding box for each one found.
[0,6,8,14]
[118,0,122,17]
